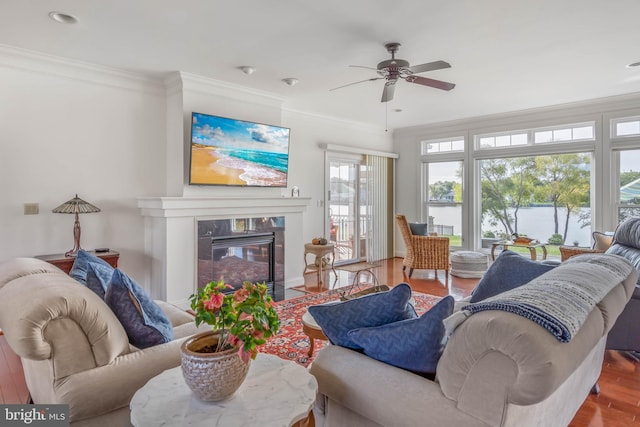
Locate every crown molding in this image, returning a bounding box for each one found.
[179,71,284,109]
[0,44,165,95]
[282,107,388,135]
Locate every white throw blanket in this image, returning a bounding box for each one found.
[445,254,633,342]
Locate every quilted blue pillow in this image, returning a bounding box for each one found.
[69,250,113,284]
[84,262,114,299]
[104,269,173,349]
[347,295,454,375]
[470,250,556,303]
[307,283,416,350]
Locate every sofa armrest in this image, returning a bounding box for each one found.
[309,345,487,427]
[53,337,189,423]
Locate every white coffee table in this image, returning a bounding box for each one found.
[130,353,318,427]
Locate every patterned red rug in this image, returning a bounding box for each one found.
[259,285,441,367]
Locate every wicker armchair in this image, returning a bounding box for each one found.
[395,214,449,279]
[559,246,603,261]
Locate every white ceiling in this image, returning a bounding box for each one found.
[2,0,640,130]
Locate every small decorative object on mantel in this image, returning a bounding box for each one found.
[182,280,280,402]
[52,194,101,257]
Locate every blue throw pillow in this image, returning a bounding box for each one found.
[409,223,429,236]
[104,269,173,349]
[69,250,113,284]
[348,295,455,375]
[308,283,416,350]
[84,262,114,299]
[470,250,556,303]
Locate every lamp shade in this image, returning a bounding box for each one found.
[52,194,100,257]
[52,194,101,214]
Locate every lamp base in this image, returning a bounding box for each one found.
[64,248,80,258]
[64,213,82,257]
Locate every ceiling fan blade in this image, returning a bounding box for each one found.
[381,81,396,102]
[404,75,455,91]
[348,65,379,71]
[329,77,383,91]
[408,60,451,74]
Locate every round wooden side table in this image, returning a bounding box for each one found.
[302,309,328,356]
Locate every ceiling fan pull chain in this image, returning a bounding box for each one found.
[385,101,388,132]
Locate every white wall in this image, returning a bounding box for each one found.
[0,46,392,294]
[0,47,166,285]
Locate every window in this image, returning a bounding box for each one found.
[422,137,464,154]
[533,124,594,144]
[476,122,595,150]
[480,153,592,247]
[618,149,640,221]
[478,132,528,148]
[425,161,463,247]
[612,116,640,138]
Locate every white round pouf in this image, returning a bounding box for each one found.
[450,251,489,278]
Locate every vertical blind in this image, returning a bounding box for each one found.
[365,155,394,262]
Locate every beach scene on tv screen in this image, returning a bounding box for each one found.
[190,113,290,187]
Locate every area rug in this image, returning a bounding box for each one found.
[259,285,441,367]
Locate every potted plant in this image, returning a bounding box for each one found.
[180,280,280,401]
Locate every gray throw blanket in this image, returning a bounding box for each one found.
[459,254,633,342]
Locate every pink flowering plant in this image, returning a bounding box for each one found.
[189,280,279,363]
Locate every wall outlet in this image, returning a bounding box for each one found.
[24,203,39,215]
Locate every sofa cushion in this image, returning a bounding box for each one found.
[470,250,555,303]
[409,222,429,236]
[104,269,173,349]
[348,295,454,375]
[84,262,114,299]
[69,250,113,284]
[308,283,416,350]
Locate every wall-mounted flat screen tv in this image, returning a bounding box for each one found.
[189,112,290,187]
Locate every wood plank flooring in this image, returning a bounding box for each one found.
[294,257,640,426]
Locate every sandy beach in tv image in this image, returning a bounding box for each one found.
[190,113,289,187]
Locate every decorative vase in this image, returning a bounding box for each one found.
[180,330,251,402]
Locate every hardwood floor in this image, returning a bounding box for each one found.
[294,257,640,426]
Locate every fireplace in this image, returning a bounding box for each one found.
[197,217,285,301]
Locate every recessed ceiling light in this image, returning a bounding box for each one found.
[626,61,640,68]
[281,78,299,87]
[48,11,78,24]
[238,66,256,75]
[393,108,403,113]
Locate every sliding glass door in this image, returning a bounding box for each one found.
[328,156,366,264]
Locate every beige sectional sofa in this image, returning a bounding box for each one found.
[310,254,638,427]
[0,257,203,426]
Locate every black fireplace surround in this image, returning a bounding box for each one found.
[197,217,285,301]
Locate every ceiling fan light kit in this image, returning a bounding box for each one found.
[331,42,455,102]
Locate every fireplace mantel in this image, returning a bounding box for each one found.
[137,196,311,307]
[138,196,312,218]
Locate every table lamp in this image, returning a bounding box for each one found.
[52,194,101,257]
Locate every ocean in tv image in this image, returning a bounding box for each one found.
[190,112,290,187]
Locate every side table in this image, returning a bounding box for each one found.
[490,241,547,261]
[130,353,318,427]
[303,243,336,285]
[35,250,120,274]
[0,332,30,404]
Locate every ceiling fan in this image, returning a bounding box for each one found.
[331,42,455,102]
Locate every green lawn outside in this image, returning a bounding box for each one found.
[443,235,563,258]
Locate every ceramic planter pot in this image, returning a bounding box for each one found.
[180,330,250,402]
